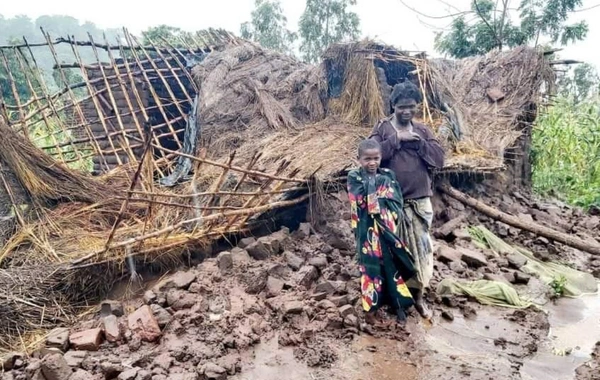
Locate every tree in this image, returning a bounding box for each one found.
[240,0,297,54]
[141,25,192,47]
[557,63,600,103]
[434,0,588,58]
[299,0,361,63]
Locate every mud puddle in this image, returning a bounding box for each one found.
[232,335,416,380]
[521,292,600,380]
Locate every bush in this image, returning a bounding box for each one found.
[531,96,600,209]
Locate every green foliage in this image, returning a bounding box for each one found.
[240,0,297,54]
[549,275,568,299]
[557,63,600,104]
[141,24,191,47]
[299,0,361,63]
[435,0,588,58]
[531,96,600,209]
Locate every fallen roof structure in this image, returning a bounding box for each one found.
[0,29,554,348]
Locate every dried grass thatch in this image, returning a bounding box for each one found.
[426,45,554,170]
[193,41,326,154]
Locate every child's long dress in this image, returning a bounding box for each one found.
[347,168,416,313]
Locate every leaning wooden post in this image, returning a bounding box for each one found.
[438,184,600,256]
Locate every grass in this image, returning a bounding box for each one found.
[531,96,600,209]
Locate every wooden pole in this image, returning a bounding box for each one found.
[439,184,600,256]
[123,30,183,150]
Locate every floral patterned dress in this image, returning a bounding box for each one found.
[347,167,416,313]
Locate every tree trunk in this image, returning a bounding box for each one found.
[439,184,600,256]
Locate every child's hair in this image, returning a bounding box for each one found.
[358,139,382,157]
[390,81,422,106]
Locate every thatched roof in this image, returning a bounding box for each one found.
[187,40,553,183]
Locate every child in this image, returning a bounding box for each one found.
[347,139,417,324]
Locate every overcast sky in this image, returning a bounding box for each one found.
[3,0,600,67]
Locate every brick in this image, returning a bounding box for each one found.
[69,328,103,351]
[46,328,70,351]
[63,351,87,368]
[128,305,161,342]
[283,301,304,315]
[217,251,233,273]
[238,237,256,249]
[294,265,318,288]
[162,271,196,290]
[339,305,355,318]
[100,300,124,317]
[103,315,121,343]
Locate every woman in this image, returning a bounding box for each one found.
[369,81,445,319]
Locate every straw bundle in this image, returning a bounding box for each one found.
[0,116,115,206]
[325,42,386,126]
[193,41,326,153]
[427,46,553,168]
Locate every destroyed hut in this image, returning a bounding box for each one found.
[0,30,554,348]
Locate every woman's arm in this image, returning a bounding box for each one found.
[415,125,445,169]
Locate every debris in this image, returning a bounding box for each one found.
[295,223,312,239]
[63,351,87,368]
[238,237,256,249]
[309,256,328,269]
[46,328,70,352]
[1,352,23,371]
[283,301,304,315]
[41,354,72,380]
[284,251,305,271]
[442,311,455,321]
[461,249,489,268]
[507,253,528,269]
[246,241,271,260]
[199,362,227,380]
[162,271,197,290]
[513,272,532,285]
[217,251,233,273]
[295,265,319,288]
[266,277,285,298]
[339,305,355,318]
[128,305,161,342]
[230,247,251,263]
[143,290,157,305]
[434,215,467,239]
[150,304,173,328]
[100,300,124,317]
[118,368,139,380]
[69,328,103,351]
[436,245,462,264]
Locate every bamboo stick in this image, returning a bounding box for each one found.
[439,184,600,256]
[157,38,200,93]
[87,33,137,166]
[0,50,27,134]
[104,126,153,250]
[201,152,236,218]
[123,30,183,150]
[145,38,194,103]
[0,31,233,52]
[102,33,157,174]
[70,193,311,265]
[63,33,123,170]
[21,37,73,164]
[127,187,305,199]
[116,197,246,211]
[116,34,168,173]
[152,144,305,183]
[224,160,290,230]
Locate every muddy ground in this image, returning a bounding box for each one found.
[1,185,599,380]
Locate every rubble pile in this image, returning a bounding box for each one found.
[1,186,599,380]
